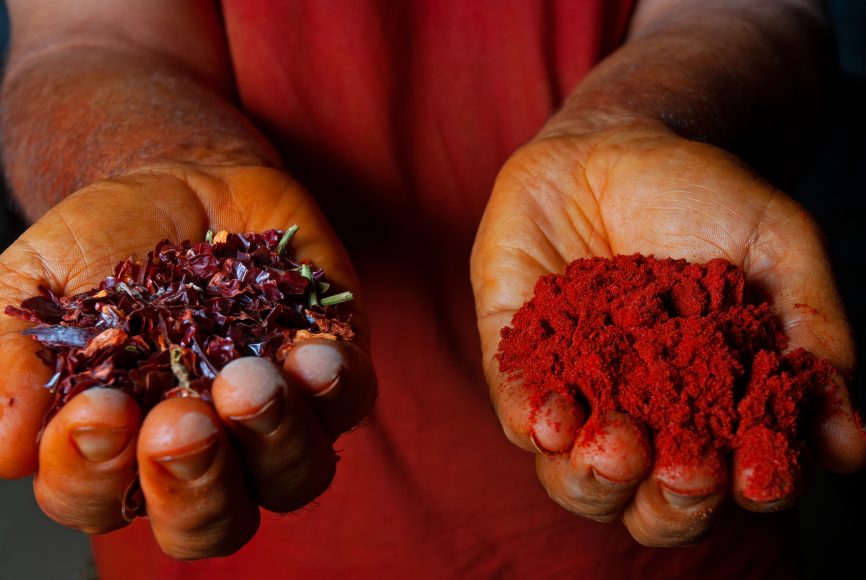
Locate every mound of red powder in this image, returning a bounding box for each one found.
[497,255,833,501]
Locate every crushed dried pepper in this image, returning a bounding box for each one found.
[6,228,354,421]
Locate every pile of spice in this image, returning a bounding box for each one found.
[497,255,833,501]
[6,227,354,420]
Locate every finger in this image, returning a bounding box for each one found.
[811,374,866,473]
[138,396,259,560]
[33,388,140,534]
[0,262,57,477]
[212,357,337,513]
[470,143,606,452]
[530,391,586,454]
[485,370,539,452]
[0,322,53,478]
[621,449,727,547]
[536,412,651,522]
[744,202,866,472]
[732,425,804,511]
[282,339,376,438]
[483,375,585,454]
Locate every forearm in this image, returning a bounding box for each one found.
[545,0,830,155]
[1,44,279,221]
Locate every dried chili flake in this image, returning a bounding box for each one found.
[6,228,355,420]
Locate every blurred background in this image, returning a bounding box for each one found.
[0,1,865,578]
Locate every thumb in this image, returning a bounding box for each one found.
[745,209,866,473]
[0,251,56,478]
[470,186,575,453]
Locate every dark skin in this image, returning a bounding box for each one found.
[0,0,862,559]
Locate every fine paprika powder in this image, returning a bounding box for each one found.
[497,255,833,501]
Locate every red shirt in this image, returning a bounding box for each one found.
[93,1,797,577]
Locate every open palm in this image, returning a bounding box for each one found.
[0,164,375,559]
[471,127,866,546]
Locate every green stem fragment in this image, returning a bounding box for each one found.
[320,291,354,306]
[169,345,197,395]
[205,229,214,244]
[277,224,300,255]
[300,263,319,307]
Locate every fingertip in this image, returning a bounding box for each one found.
[529,391,584,454]
[139,398,223,483]
[814,417,866,474]
[213,357,286,433]
[733,426,802,510]
[283,339,376,436]
[812,385,866,473]
[66,387,141,421]
[655,448,726,498]
[139,398,220,464]
[575,412,652,485]
[59,388,141,463]
[41,388,140,469]
[283,340,344,398]
[489,371,537,453]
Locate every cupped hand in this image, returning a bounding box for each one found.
[471,126,866,547]
[0,164,376,559]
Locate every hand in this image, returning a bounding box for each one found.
[471,125,866,547]
[0,164,376,559]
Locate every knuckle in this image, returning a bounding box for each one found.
[624,504,715,548]
[253,447,337,513]
[157,512,258,560]
[629,522,709,548]
[545,487,621,523]
[163,542,222,561]
[35,487,125,535]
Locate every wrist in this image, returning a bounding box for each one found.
[2,46,280,222]
[538,102,670,143]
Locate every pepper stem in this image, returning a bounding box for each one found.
[320,291,354,306]
[300,263,319,307]
[205,230,214,244]
[277,224,300,255]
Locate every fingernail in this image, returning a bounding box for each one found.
[591,469,640,489]
[153,439,217,481]
[71,427,131,462]
[660,486,709,508]
[230,396,283,434]
[287,342,343,398]
[530,392,582,454]
[529,429,554,454]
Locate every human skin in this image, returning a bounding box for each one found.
[0,0,376,560]
[472,0,866,546]
[0,0,861,559]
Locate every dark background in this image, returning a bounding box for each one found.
[0,1,864,578]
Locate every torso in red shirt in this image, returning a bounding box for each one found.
[92,2,797,577]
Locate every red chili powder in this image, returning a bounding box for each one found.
[497,255,833,501]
